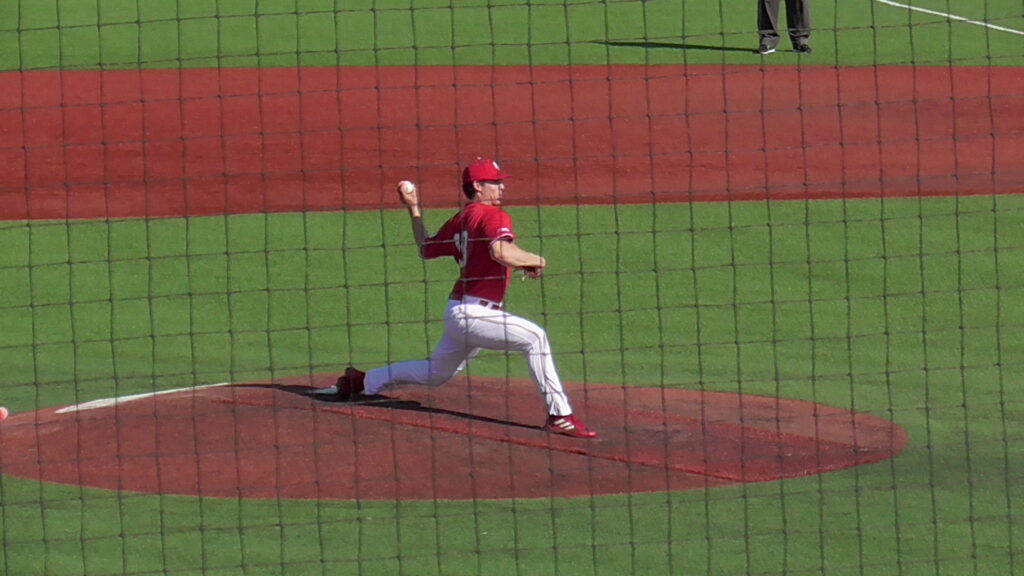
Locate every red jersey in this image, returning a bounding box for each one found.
[421,202,515,303]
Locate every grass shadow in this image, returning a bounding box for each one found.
[597,40,758,54]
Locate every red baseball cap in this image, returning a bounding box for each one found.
[462,158,511,184]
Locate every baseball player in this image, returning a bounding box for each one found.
[319,158,596,438]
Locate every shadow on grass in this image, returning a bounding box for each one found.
[597,40,759,54]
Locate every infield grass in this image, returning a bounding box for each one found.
[2,194,1024,575]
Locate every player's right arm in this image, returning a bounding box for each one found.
[396,181,431,254]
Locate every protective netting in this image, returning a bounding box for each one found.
[0,1,1021,575]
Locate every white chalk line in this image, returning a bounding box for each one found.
[56,382,232,414]
[874,0,1024,36]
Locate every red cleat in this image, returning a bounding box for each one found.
[544,414,597,438]
[335,366,365,401]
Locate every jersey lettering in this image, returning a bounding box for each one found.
[421,203,515,302]
[454,230,469,268]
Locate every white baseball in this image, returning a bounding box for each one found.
[398,180,416,195]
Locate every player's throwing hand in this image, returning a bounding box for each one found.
[397,180,419,207]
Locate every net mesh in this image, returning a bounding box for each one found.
[0,1,1021,575]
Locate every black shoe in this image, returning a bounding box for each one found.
[794,43,812,54]
[758,43,776,55]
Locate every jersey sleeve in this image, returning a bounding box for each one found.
[484,209,515,246]
[420,215,459,260]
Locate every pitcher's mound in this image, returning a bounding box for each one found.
[0,373,907,500]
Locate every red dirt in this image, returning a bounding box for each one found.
[0,65,1021,220]
[0,64,977,499]
[0,374,907,500]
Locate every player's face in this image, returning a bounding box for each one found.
[475,180,505,206]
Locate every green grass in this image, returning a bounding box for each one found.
[3,197,1023,403]
[2,196,1023,575]
[11,477,1016,576]
[2,0,1023,70]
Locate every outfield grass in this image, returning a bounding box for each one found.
[3,0,1024,70]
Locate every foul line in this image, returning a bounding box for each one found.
[55,382,231,414]
[875,0,1024,35]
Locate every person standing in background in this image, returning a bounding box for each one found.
[758,0,812,54]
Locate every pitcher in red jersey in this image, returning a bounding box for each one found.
[319,158,595,438]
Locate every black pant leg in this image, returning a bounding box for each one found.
[785,0,811,43]
[758,0,783,47]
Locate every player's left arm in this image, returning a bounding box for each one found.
[490,240,546,275]
[485,210,545,276]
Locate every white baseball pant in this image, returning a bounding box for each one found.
[363,299,574,416]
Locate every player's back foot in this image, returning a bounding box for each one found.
[544,414,597,438]
[310,366,365,400]
[335,367,366,401]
